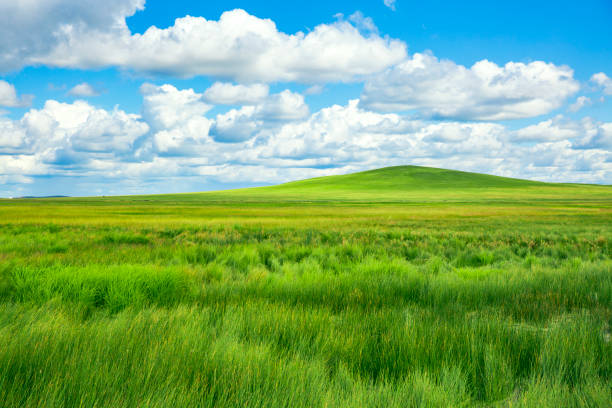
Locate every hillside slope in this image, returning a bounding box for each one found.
[201,165,608,203]
[271,166,542,191]
[9,165,609,204]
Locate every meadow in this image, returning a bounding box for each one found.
[0,166,610,407]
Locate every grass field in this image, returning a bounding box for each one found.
[0,166,610,407]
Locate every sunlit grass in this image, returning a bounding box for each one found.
[0,166,610,406]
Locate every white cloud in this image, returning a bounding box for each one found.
[140,83,213,154]
[573,121,612,150]
[0,0,145,71]
[360,52,580,120]
[513,116,582,143]
[0,154,46,180]
[1,88,610,197]
[510,115,611,151]
[347,12,378,34]
[384,0,397,11]
[10,99,149,167]
[68,107,148,154]
[0,99,148,194]
[258,90,310,121]
[591,72,612,95]
[14,7,405,83]
[203,82,269,105]
[0,117,28,149]
[68,82,99,97]
[0,80,33,107]
[26,100,148,157]
[568,96,591,113]
[211,106,261,143]
[210,90,309,142]
[419,122,505,156]
[141,83,211,130]
[304,85,325,95]
[258,100,506,165]
[247,101,610,183]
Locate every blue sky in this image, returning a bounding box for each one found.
[0,0,611,196]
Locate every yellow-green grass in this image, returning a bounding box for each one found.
[0,166,610,407]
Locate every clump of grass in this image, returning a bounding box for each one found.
[7,264,194,313]
[101,232,150,245]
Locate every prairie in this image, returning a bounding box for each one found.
[0,166,610,407]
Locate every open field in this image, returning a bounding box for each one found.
[0,166,610,407]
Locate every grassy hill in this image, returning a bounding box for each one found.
[111,165,610,204]
[2,165,610,205]
[273,165,542,190]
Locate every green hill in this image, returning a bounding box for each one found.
[198,165,608,203]
[12,165,609,204]
[270,165,541,191]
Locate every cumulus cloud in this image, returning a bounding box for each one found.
[0,99,148,194]
[4,99,148,165]
[591,72,612,95]
[22,100,149,158]
[1,3,609,196]
[211,107,261,143]
[141,83,211,130]
[0,80,33,107]
[0,154,45,183]
[140,83,213,154]
[258,100,507,166]
[259,100,409,162]
[0,117,28,149]
[568,96,591,113]
[572,121,612,150]
[210,90,309,142]
[512,116,582,143]
[0,0,145,72]
[1,87,610,197]
[203,82,269,105]
[360,52,580,120]
[257,90,310,121]
[68,82,99,97]
[7,5,406,83]
[510,115,611,151]
[223,100,608,184]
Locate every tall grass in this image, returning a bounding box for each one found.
[0,195,610,406]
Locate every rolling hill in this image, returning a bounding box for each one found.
[196,165,610,203]
[269,165,542,191]
[5,165,610,204]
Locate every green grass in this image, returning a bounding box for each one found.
[0,166,610,407]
